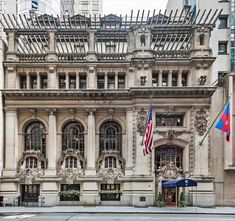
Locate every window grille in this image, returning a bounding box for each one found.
[62,121,84,155]
[25,121,46,154]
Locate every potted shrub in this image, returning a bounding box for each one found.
[179,192,186,207]
[156,192,163,207]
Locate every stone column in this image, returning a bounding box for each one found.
[125,110,134,175]
[26,73,30,89]
[85,108,96,175]
[37,73,40,89]
[66,73,69,89]
[3,109,18,176]
[105,73,108,89]
[178,71,182,87]
[76,73,79,89]
[168,71,172,87]
[46,109,57,175]
[158,71,162,87]
[6,66,17,89]
[115,72,118,89]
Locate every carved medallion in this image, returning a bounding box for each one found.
[156,161,183,179]
[137,108,147,136]
[195,108,208,136]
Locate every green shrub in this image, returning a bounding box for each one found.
[156,192,163,207]
[179,192,186,207]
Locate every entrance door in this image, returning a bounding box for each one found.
[163,187,176,206]
[21,184,40,204]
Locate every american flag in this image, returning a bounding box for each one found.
[143,105,153,156]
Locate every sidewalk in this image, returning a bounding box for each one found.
[0,206,235,215]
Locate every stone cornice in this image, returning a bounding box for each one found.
[2,87,217,100]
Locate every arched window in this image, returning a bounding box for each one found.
[26,157,38,169]
[62,121,84,155]
[199,34,205,46]
[25,121,46,154]
[155,145,183,169]
[99,122,122,154]
[65,156,78,168]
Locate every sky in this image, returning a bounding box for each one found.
[103,0,167,16]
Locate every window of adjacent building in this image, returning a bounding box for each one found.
[59,74,66,89]
[182,71,188,86]
[218,41,228,54]
[118,74,125,89]
[155,145,183,169]
[219,15,228,29]
[99,122,122,154]
[108,74,115,89]
[156,113,184,127]
[97,74,105,89]
[100,184,121,201]
[79,74,87,89]
[20,75,27,89]
[162,72,168,86]
[40,75,47,89]
[25,121,46,155]
[62,121,84,155]
[69,74,76,89]
[106,45,116,53]
[31,75,37,89]
[172,71,178,86]
[152,72,158,87]
[60,184,80,201]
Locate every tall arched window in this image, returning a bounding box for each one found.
[99,122,122,154]
[25,121,46,154]
[155,145,183,169]
[62,121,84,155]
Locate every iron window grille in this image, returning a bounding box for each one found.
[25,121,46,155]
[155,145,183,169]
[100,184,121,201]
[99,122,122,154]
[62,122,84,155]
[60,184,80,201]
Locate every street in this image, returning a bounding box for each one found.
[0,213,235,221]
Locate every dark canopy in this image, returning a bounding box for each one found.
[162,179,197,188]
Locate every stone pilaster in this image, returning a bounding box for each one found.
[47,30,58,62]
[46,109,57,176]
[125,110,134,175]
[6,66,17,89]
[87,66,96,89]
[3,109,18,177]
[178,71,182,87]
[85,108,96,175]
[26,73,30,89]
[6,31,17,61]
[48,66,57,89]
[86,30,97,61]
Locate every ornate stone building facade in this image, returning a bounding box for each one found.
[0,10,225,207]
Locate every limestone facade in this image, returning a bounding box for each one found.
[0,10,229,207]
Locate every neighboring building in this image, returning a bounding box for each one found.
[0,10,224,207]
[74,0,103,17]
[61,0,75,16]
[18,0,60,16]
[0,0,18,181]
[167,0,235,206]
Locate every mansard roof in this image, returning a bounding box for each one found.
[100,14,122,22]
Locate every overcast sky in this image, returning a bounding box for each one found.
[103,0,167,16]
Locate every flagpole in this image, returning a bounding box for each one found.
[199,96,231,146]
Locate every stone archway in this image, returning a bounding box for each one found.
[153,138,189,206]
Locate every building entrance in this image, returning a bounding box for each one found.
[162,187,176,206]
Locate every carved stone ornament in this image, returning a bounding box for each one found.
[156,161,183,179]
[97,151,125,184]
[158,130,184,139]
[17,150,47,184]
[137,108,147,136]
[195,108,208,136]
[57,150,86,184]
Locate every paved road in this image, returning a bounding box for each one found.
[0,213,235,220]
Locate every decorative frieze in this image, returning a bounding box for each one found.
[137,108,147,136]
[194,108,208,136]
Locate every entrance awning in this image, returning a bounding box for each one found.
[162,179,197,188]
